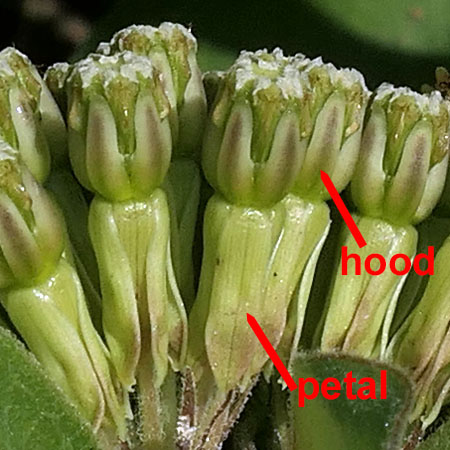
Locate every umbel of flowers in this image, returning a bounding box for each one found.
[0,21,449,450]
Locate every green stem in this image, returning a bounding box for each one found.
[182,374,256,450]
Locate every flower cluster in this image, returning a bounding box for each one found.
[0,22,450,450]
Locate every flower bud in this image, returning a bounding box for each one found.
[0,48,67,176]
[202,48,307,207]
[351,84,450,226]
[66,51,172,201]
[291,58,370,200]
[97,23,206,157]
[0,140,64,289]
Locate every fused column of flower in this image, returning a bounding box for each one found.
[0,141,128,440]
[388,234,450,429]
[318,84,450,358]
[65,51,188,449]
[97,23,207,306]
[185,49,368,449]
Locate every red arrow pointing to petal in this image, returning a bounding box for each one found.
[247,313,297,391]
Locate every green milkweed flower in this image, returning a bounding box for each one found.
[96,23,208,307]
[190,48,308,389]
[352,84,449,225]
[0,142,128,438]
[319,85,450,358]
[202,48,308,208]
[0,48,67,177]
[66,50,187,449]
[185,48,369,449]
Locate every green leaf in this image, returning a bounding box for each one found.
[290,353,412,450]
[0,327,98,450]
[308,0,450,57]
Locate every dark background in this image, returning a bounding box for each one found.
[3,0,450,91]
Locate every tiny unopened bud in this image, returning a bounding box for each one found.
[435,67,450,99]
